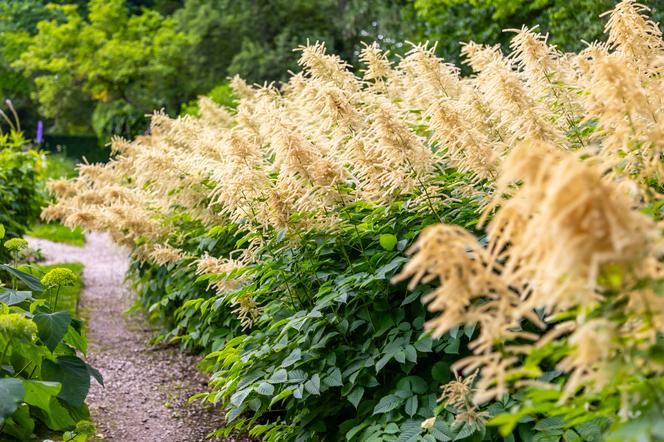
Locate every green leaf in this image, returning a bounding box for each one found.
[348,386,364,408]
[22,380,61,412]
[379,234,398,251]
[0,264,44,292]
[405,345,418,363]
[304,373,320,395]
[373,393,403,415]
[63,326,87,353]
[230,388,251,407]
[346,422,368,440]
[38,396,75,430]
[533,432,562,442]
[0,224,5,239]
[324,368,343,387]
[269,368,288,384]
[0,378,25,420]
[269,388,293,406]
[255,382,274,396]
[0,289,33,306]
[41,355,91,408]
[535,416,565,431]
[288,369,307,383]
[398,420,423,442]
[282,348,301,368]
[34,310,72,352]
[405,396,418,417]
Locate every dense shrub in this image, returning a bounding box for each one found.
[0,229,100,441]
[0,117,48,261]
[46,1,664,440]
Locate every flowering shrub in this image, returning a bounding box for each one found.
[46,1,663,440]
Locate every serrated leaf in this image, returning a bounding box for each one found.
[282,348,301,368]
[373,394,402,415]
[348,386,364,408]
[288,369,307,383]
[255,382,274,396]
[230,388,252,407]
[398,420,423,442]
[405,396,418,417]
[304,373,320,395]
[269,368,288,384]
[324,368,342,387]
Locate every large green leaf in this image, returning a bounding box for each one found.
[37,397,76,430]
[0,378,25,420]
[22,380,62,412]
[0,289,33,306]
[41,355,90,408]
[34,311,72,352]
[0,264,44,292]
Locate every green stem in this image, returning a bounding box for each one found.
[54,286,61,311]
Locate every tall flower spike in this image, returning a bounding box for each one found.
[296,42,358,92]
[603,0,664,70]
[359,42,394,91]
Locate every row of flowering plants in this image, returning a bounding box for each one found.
[45,1,663,440]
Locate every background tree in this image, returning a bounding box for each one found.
[412,0,664,66]
[10,0,195,139]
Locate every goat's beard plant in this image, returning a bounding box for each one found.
[44,0,663,439]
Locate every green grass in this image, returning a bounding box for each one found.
[19,262,84,315]
[27,222,85,246]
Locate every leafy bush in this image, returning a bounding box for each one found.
[0,120,48,262]
[0,229,99,441]
[45,1,664,440]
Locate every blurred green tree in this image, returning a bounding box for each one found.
[10,0,195,139]
[174,0,416,86]
[412,0,664,66]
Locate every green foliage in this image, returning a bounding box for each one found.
[129,170,529,440]
[20,263,84,315]
[412,0,664,66]
[180,82,238,116]
[28,223,86,247]
[0,133,47,260]
[0,232,97,441]
[174,0,413,86]
[10,0,196,139]
[39,153,78,180]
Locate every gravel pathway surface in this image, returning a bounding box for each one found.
[28,233,242,442]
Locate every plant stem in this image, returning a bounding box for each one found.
[54,285,61,311]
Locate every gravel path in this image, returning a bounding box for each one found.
[28,233,241,442]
